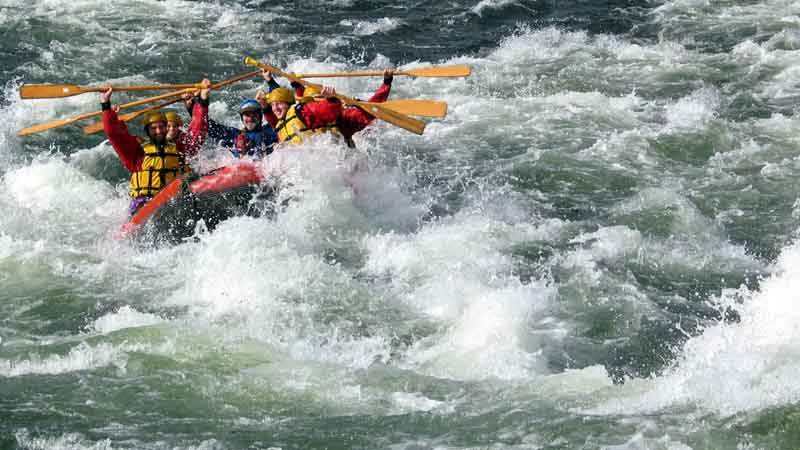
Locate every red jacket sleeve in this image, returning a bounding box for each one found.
[339,82,392,138]
[103,109,143,173]
[367,82,391,103]
[299,99,342,130]
[177,99,209,156]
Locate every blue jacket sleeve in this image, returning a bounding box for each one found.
[207,117,240,148]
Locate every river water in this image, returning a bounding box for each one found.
[3,0,800,448]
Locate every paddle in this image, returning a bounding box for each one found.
[18,89,196,137]
[19,69,262,137]
[365,99,447,118]
[20,83,205,99]
[297,64,471,79]
[82,69,264,135]
[82,97,184,135]
[244,57,426,135]
[302,96,448,118]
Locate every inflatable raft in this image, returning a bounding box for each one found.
[119,162,266,241]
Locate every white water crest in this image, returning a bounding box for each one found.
[586,238,800,418]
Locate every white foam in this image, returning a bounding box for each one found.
[389,391,445,414]
[0,155,125,244]
[587,239,800,417]
[664,88,720,131]
[471,0,519,16]
[0,342,132,377]
[340,17,401,36]
[364,213,557,381]
[14,431,114,450]
[91,306,165,335]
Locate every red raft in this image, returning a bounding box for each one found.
[119,162,264,238]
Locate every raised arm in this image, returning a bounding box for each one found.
[100,87,143,172]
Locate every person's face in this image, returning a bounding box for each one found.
[166,122,180,140]
[241,110,261,131]
[148,122,167,143]
[271,102,289,120]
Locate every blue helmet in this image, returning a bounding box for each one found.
[239,99,262,115]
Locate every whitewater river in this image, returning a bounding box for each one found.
[3,0,800,448]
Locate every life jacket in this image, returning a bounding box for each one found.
[274,103,341,145]
[129,141,182,198]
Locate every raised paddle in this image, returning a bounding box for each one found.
[244,57,426,135]
[19,69,263,137]
[18,89,196,137]
[82,69,264,135]
[301,96,448,118]
[20,83,205,99]
[296,65,471,79]
[82,97,184,135]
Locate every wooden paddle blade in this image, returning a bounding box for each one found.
[353,100,426,135]
[20,84,96,99]
[379,99,448,118]
[401,65,471,78]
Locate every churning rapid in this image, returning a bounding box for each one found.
[3,0,800,448]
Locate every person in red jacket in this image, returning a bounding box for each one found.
[297,69,395,148]
[100,79,210,215]
[260,83,343,146]
[258,69,395,148]
[163,110,205,159]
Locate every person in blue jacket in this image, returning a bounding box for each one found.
[210,99,278,159]
[184,72,279,159]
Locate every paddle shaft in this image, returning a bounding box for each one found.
[297,65,470,78]
[20,83,203,99]
[82,97,183,135]
[82,69,263,135]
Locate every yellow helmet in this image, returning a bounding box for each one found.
[300,85,321,103]
[267,87,294,105]
[142,111,167,130]
[164,111,182,126]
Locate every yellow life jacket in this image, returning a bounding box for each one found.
[129,141,182,198]
[274,104,341,145]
